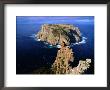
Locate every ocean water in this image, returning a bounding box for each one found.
[16,16,94,74]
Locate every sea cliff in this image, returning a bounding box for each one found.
[36,24,82,45]
[51,42,91,74]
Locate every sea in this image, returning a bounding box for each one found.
[16,16,94,74]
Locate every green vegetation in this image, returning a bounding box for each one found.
[37,24,82,45]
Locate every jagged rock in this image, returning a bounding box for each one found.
[70,59,91,74]
[51,42,91,74]
[51,42,74,74]
[36,24,82,45]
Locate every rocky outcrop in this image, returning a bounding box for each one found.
[70,59,91,74]
[36,24,82,45]
[51,42,74,74]
[51,42,91,74]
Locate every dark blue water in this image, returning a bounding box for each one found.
[16,16,94,74]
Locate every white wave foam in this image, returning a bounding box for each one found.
[29,34,36,38]
[70,37,87,46]
[57,45,61,48]
[79,37,87,44]
[30,34,87,47]
[37,39,41,41]
[30,34,41,41]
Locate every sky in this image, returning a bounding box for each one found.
[16,16,94,24]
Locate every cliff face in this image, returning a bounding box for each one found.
[51,43,74,74]
[51,42,91,74]
[37,24,82,45]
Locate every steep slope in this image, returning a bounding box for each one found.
[36,24,82,45]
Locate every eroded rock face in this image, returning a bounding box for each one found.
[70,59,91,74]
[37,24,82,45]
[51,42,74,74]
[51,42,91,74]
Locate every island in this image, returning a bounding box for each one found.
[36,24,82,46]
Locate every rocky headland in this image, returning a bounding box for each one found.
[36,24,82,46]
[51,41,91,74]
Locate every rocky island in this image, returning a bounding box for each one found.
[36,24,82,46]
[35,24,92,74]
